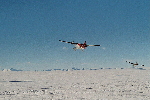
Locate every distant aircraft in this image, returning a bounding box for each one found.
[126,61,144,67]
[59,40,100,51]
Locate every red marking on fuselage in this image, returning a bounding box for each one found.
[78,44,86,49]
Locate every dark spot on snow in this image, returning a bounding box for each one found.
[86,88,93,89]
[41,88,49,89]
[139,92,143,93]
[9,81,32,82]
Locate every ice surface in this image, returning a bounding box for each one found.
[0,69,150,100]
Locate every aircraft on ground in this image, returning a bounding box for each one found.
[126,61,144,68]
[59,40,100,51]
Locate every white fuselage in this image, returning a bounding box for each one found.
[73,44,85,50]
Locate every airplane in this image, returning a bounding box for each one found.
[59,40,100,51]
[126,61,144,68]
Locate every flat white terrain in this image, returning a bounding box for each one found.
[0,69,150,100]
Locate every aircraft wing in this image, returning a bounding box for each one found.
[87,45,100,46]
[59,40,78,44]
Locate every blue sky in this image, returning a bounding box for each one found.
[0,0,149,70]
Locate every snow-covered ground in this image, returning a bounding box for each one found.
[0,68,150,100]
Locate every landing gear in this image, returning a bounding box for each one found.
[73,47,76,51]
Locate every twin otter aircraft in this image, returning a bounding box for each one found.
[126,61,144,67]
[59,40,100,51]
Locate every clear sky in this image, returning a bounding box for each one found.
[0,0,149,70]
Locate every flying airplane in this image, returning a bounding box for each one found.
[126,61,144,68]
[59,40,100,51]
